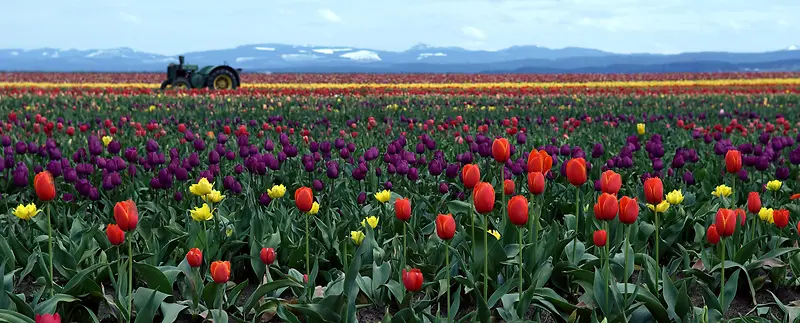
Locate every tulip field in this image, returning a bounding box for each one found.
[2,71,800,323]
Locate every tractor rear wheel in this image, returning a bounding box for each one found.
[207,69,238,90]
[160,80,170,90]
[172,77,191,90]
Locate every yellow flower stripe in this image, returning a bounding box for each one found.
[2,78,800,89]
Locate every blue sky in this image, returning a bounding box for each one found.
[1,0,797,55]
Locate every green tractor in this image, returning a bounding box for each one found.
[160,55,243,90]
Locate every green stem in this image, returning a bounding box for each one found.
[519,227,524,295]
[624,225,631,297]
[305,213,310,299]
[470,200,475,261]
[572,189,580,262]
[47,205,53,297]
[128,237,133,321]
[604,221,610,311]
[655,209,660,288]
[720,238,726,313]
[402,222,407,302]
[529,193,535,244]
[446,241,451,323]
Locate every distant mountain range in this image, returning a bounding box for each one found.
[1,43,800,74]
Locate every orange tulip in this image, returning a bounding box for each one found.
[507,195,529,226]
[618,196,639,224]
[565,158,587,186]
[435,214,456,240]
[394,198,411,222]
[714,208,736,237]
[106,224,125,246]
[294,187,314,213]
[599,170,621,195]
[113,200,138,232]
[593,193,618,221]
[461,164,480,190]
[725,150,742,174]
[643,177,663,204]
[210,260,231,284]
[527,172,545,195]
[492,138,510,163]
[34,171,56,201]
[503,179,515,195]
[527,149,553,174]
[472,182,495,214]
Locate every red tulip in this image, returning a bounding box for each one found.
[735,209,746,227]
[507,195,529,226]
[725,150,742,174]
[461,164,480,190]
[706,225,720,245]
[435,214,456,240]
[715,208,736,237]
[593,230,607,247]
[747,192,761,214]
[394,198,411,222]
[186,248,203,268]
[643,177,663,204]
[599,170,622,195]
[210,260,231,284]
[593,193,618,221]
[503,179,515,195]
[492,138,510,163]
[113,199,138,232]
[402,268,424,292]
[527,172,545,195]
[774,209,790,228]
[618,196,639,224]
[35,313,61,323]
[260,247,276,265]
[565,158,587,186]
[294,187,314,213]
[106,224,125,246]
[472,182,495,214]
[527,149,553,174]
[34,171,56,201]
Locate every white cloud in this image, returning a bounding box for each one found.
[461,26,486,40]
[319,9,341,22]
[118,12,141,24]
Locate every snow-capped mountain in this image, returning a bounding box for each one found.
[1,43,800,73]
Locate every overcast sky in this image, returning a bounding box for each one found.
[1,0,797,55]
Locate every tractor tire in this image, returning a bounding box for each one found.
[172,77,191,90]
[207,69,238,90]
[160,80,170,90]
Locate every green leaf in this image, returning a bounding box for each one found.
[5,292,33,320]
[133,263,173,295]
[286,303,342,323]
[59,263,104,296]
[243,279,303,316]
[159,303,186,323]
[33,294,78,315]
[133,287,171,323]
[721,269,740,313]
[0,309,35,323]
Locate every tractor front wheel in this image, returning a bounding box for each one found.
[207,69,238,90]
[172,78,191,90]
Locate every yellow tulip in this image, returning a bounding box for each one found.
[488,229,501,240]
[374,190,391,203]
[102,136,113,147]
[362,216,379,229]
[309,202,320,215]
[190,178,214,196]
[767,180,782,192]
[12,203,41,220]
[268,184,286,199]
[190,204,214,222]
[647,201,670,213]
[711,185,732,198]
[202,190,225,203]
[758,207,774,223]
[637,123,645,135]
[351,231,365,245]
[666,190,684,205]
